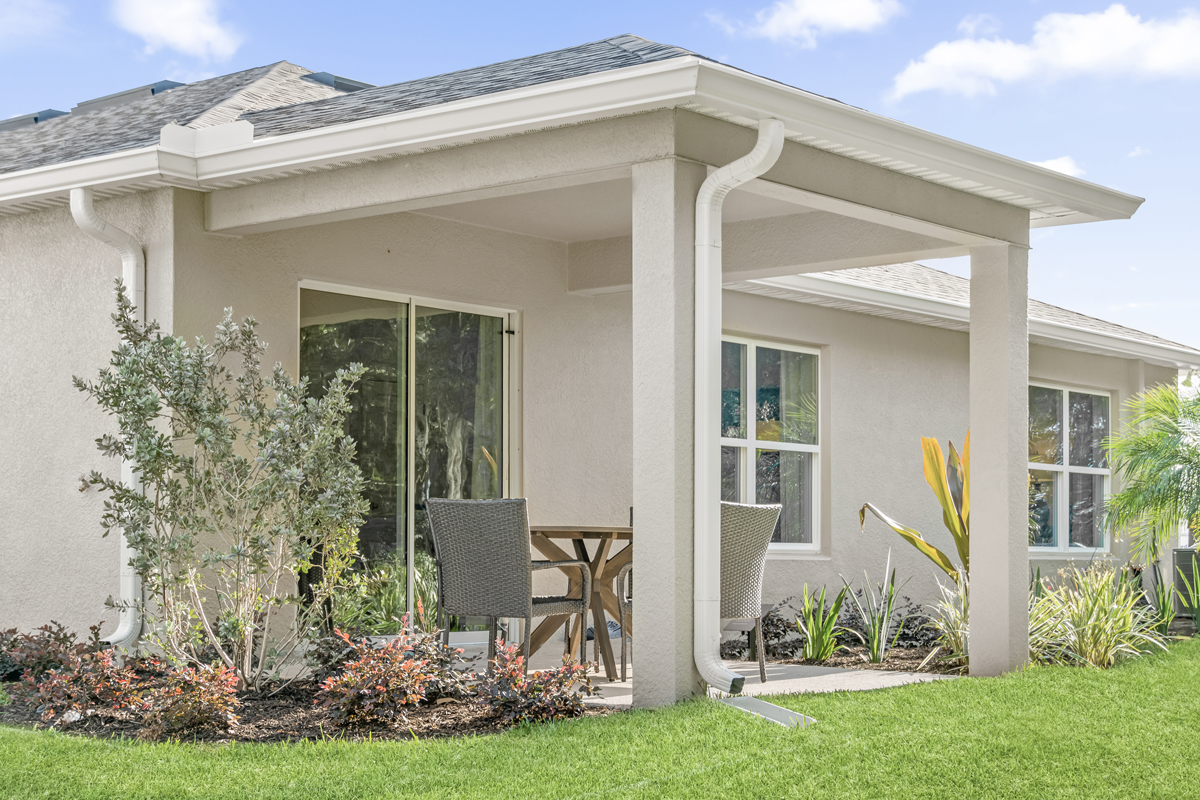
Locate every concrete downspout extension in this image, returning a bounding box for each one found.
[70,187,144,651]
[694,119,786,694]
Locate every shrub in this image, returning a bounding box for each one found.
[314,630,432,727]
[795,584,848,662]
[924,572,969,668]
[476,642,594,724]
[6,622,102,682]
[19,650,140,724]
[841,556,905,664]
[1029,564,1167,668]
[1178,552,1200,622]
[74,284,368,690]
[141,664,241,733]
[0,628,19,682]
[405,627,475,702]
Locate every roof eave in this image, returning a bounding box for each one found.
[743,273,1200,370]
[0,54,1145,224]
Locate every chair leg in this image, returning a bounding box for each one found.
[619,606,627,683]
[522,616,531,677]
[579,612,588,670]
[487,617,497,674]
[755,617,767,683]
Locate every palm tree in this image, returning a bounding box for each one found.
[1105,384,1200,566]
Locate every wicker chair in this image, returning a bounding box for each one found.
[720,501,782,683]
[616,562,633,682]
[425,498,592,672]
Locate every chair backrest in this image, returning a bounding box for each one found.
[720,501,782,619]
[425,498,533,619]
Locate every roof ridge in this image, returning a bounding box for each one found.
[187,61,304,129]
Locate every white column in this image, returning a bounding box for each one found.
[631,157,707,707]
[968,243,1030,676]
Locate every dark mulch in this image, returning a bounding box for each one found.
[0,681,612,743]
[788,646,964,675]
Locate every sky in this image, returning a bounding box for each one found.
[1,0,1198,348]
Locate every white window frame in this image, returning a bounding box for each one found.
[1028,380,1112,556]
[720,334,821,555]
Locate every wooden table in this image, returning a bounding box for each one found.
[524,526,632,681]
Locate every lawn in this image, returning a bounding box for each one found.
[3,640,1200,799]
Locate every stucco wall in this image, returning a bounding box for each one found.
[171,189,633,534]
[0,190,175,633]
[722,289,1171,614]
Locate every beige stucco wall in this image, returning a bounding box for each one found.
[0,190,175,634]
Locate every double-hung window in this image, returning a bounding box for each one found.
[1028,383,1112,553]
[720,336,820,551]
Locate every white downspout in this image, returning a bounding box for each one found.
[70,187,144,651]
[694,119,785,694]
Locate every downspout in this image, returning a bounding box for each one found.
[694,118,785,694]
[70,187,144,650]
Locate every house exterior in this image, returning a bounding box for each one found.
[2,35,1196,707]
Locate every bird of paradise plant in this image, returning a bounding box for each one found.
[859,433,970,584]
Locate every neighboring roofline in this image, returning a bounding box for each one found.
[0,55,1145,226]
[734,272,1200,371]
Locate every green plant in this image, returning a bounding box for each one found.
[1029,565,1167,668]
[1177,552,1200,623]
[923,571,969,669]
[1105,385,1200,566]
[74,283,369,689]
[860,434,970,583]
[7,622,102,683]
[1149,572,1177,637]
[141,664,241,733]
[331,551,440,635]
[314,630,432,727]
[475,642,594,724]
[795,584,848,662]
[842,555,905,664]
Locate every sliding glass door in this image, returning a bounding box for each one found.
[300,287,509,631]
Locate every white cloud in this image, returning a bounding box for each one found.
[1128,145,1150,157]
[112,0,240,61]
[713,0,903,48]
[0,0,65,49]
[957,13,999,38]
[1031,156,1086,177]
[890,4,1200,100]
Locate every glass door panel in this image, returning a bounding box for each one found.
[299,289,408,629]
[414,306,505,631]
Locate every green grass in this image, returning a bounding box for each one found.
[5,641,1200,799]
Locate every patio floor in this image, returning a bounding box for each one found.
[462,637,957,709]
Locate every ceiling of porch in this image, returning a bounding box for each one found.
[413,177,809,243]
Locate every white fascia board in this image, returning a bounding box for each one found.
[0,146,196,207]
[750,273,1200,369]
[191,59,703,184]
[692,63,1145,224]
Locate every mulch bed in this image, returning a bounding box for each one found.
[0,681,613,743]
[787,646,963,675]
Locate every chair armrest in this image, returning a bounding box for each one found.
[531,559,592,605]
[616,561,632,602]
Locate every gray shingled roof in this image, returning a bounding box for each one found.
[242,35,708,139]
[0,62,351,175]
[812,262,1199,355]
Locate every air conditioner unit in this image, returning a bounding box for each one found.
[1174,549,1199,618]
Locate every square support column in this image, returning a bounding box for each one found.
[631,157,708,707]
[968,243,1030,676]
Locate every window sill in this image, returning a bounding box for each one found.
[766,550,829,561]
[1028,550,1113,559]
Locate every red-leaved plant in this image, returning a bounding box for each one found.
[141,663,241,733]
[314,629,432,726]
[20,650,140,723]
[476,640,595,724]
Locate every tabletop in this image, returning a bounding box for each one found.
[529,525,632,541]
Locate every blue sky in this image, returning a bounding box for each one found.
[2,0,1198,348]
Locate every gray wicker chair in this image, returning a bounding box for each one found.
[616,562,633,682]
[425,498,592,672]
[720,501,782,683]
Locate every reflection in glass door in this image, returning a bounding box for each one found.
[300,287,508,631]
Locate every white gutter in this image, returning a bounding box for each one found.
[694,118,785,695]
[70,187,144,650]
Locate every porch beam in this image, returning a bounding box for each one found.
[968,243,1030,676]
[630,157,707,707]
[205,112,675,235]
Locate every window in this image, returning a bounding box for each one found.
[720,337,820,550]
[1028,384,1111,552]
